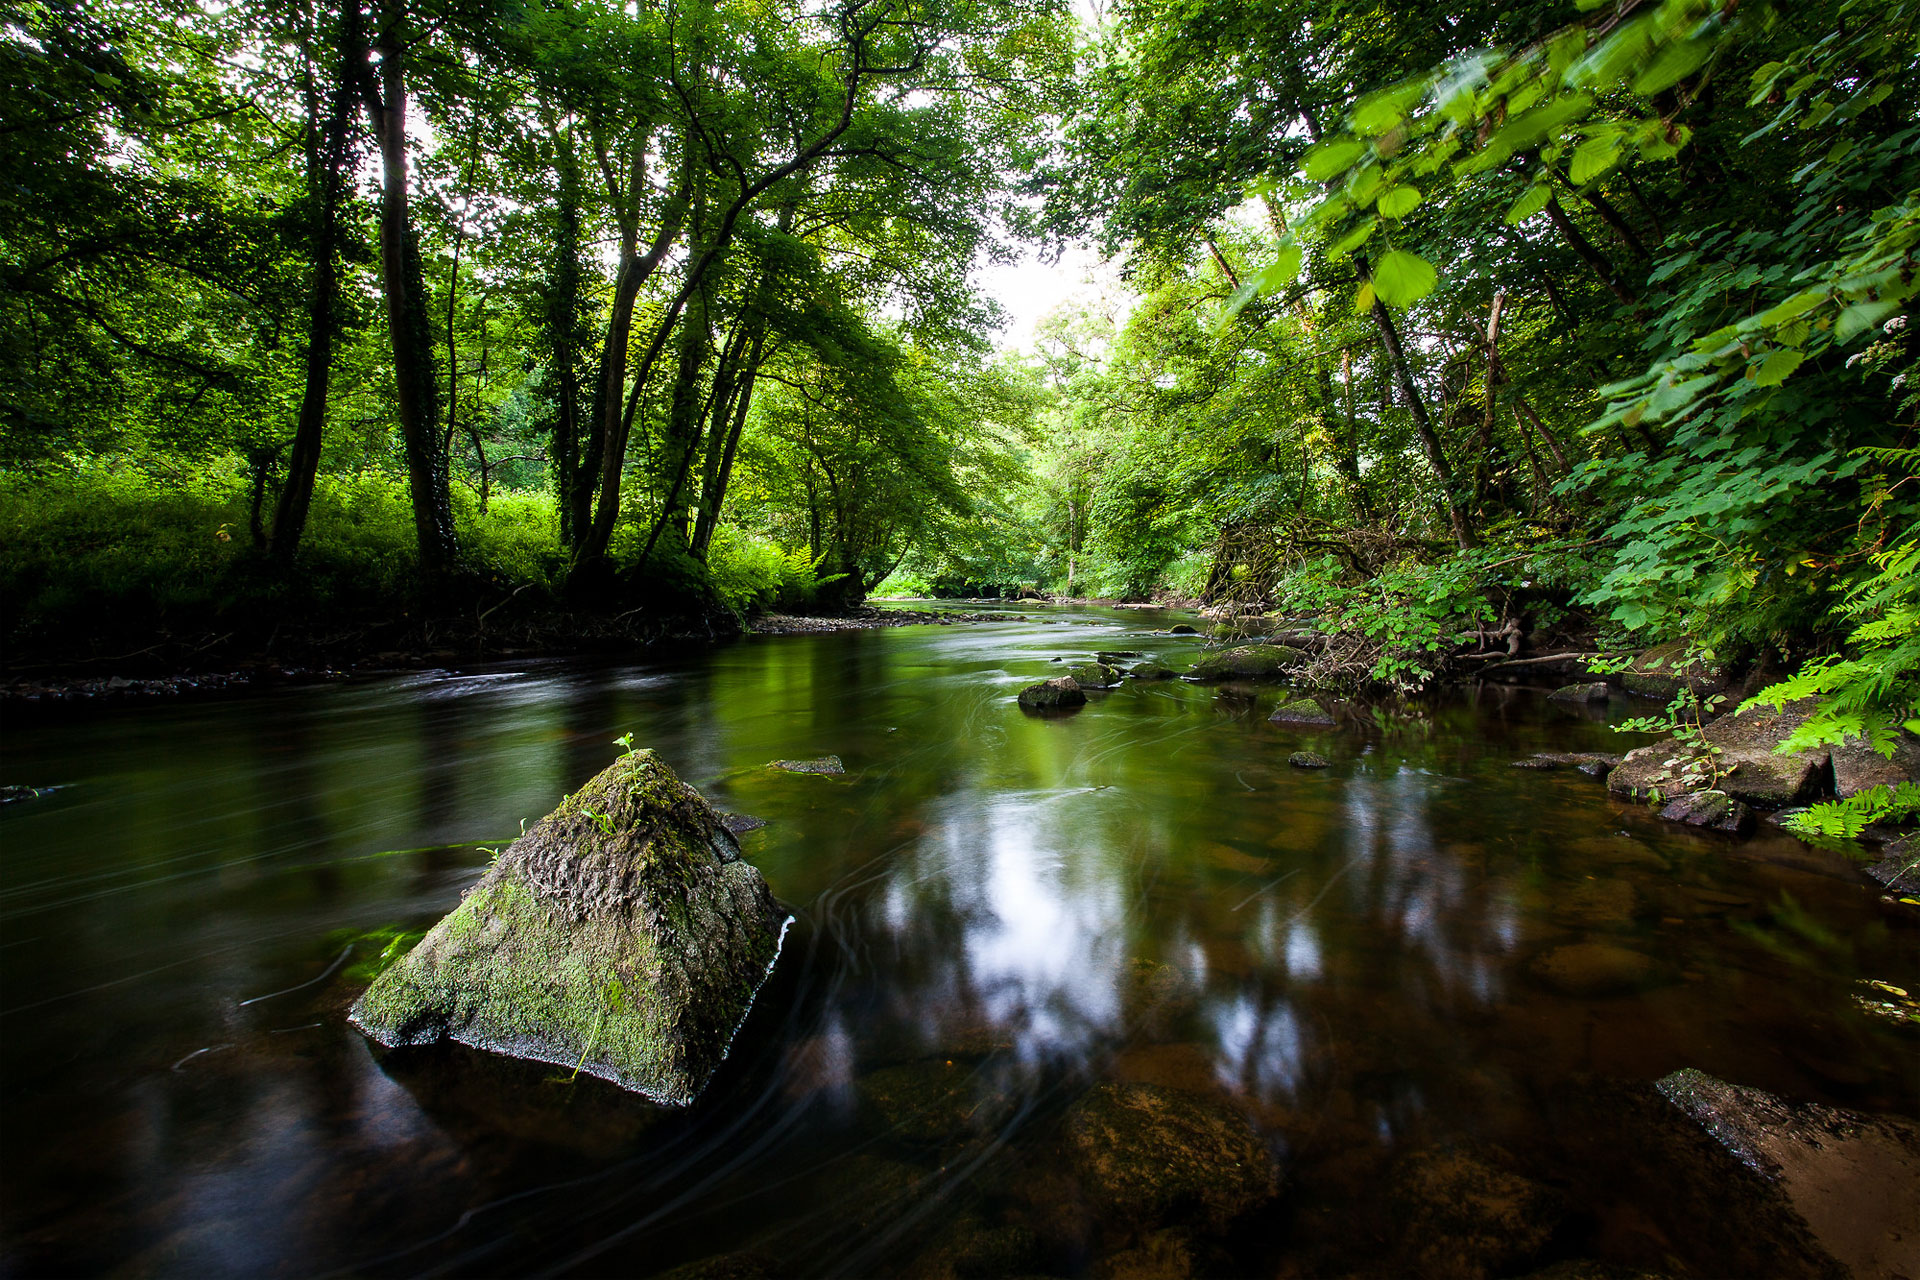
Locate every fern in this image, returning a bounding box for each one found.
[1782,782,1920,838]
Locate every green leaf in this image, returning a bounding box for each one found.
[1371,250,1438,308]
[1569,134,1622,185]
[1255,242,1304,293]
[1303,141,1366,182]
[1836,300,1899,343]
[1376,185,1423,219]
[1749,349,1806,387]
[1505,184,1552,224]
[1328,218,1378,258]
[1633,37,1713,95]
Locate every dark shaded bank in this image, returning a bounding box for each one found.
[0,601,1021,714]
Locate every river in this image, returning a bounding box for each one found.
[2,605,1913,1276]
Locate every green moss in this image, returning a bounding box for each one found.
[351,750,785,1104]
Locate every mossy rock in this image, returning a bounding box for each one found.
[1168,624,1198,635]
[1269,697,1336,728]
[1288,751,1331,769]
[1095,650,1144,663]
[350,750,788,1104]
[857,1058,1014,1144]
[1527,942,1670,998]
[1062,1082,1277,1229]
[1622,640,1725,701]
[1067,662,1124,688]
[1019,676,1086,710]
[1184,644,1306,682]
[1389,1144,1564,1280]
[1129,661,1176,680]
[771,755,845,775]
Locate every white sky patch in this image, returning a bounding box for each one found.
[979,240,1127,353]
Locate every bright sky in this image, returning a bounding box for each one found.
[978,240,1125,353]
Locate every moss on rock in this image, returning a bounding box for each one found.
[350,750,788,1104]
[1185,644,1306,681]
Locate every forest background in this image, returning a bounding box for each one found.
[4,0,1917,776]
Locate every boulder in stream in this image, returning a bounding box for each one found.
[1288,751,1331,769]
[770,756,845,775]
[1527,941,1670,998]
[1129,661,1176,680]
[1269,697,1336,728]
[1548,681,1612,704]
[350,750,789,1104]
[1646,1069,1920,1280]
[1658,789,1753,834]
[1185,644,1306,681]
[1388,1144,1564,1280]
[1019,676,1087,710]
[1067,662,1124,688]
[1063,1082,1277,1229]
[1168,624,1198,635]
[1608,700,1834,810]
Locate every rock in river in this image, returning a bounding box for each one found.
[1528,942,1670,998]
[1067,662,1124,688]
[1063,1082,1277,1228]
[1184,644,1306,681]
[1288,751,1331,769]
[350,750,789,1104]
[771,755,845,775]
[1129,661,1176,680]
[1548,681,1611,704]
[1019,676,1087,710]
[1269,697,1336,728]
[1388,1144,1564,1280]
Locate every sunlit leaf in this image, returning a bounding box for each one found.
[1371,250,1438,307]
[1376,185,1422,218]
[1506,184,1552,224]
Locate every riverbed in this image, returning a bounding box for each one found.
[2,605,1913,1276]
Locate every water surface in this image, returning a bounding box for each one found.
[2,606,1913,1276]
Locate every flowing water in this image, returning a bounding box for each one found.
[2,606,1914,1278]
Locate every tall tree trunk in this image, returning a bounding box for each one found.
[361,0,456,577]
[1542,194,1640,308]
[270,0,357,562]
[1357,254,1476,550]
[541,112,587,547]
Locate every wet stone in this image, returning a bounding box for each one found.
[718,812,767,835]
[1514,752,1621,777]
[350,750,787,1104]
[1551,879,1640,930]
[1656,1068,1920,1280]
[1019,676,1086,710]
[1528,942,1670,998]
[1548,682,1612,704]
[1185,644,1306,682]
[1388,1144,1564,1280]
[1288,751,1331,769]
[1095,651,1144,663]
[1269,698,1336,728]
[1062,1082,1277,1229]
[858,1058,1013,1145]
[1129,662,1176,680]
[1067,663,1124,689]
[1095,1228,1201,1280]
[1168,624,1198,634]
[1658,789,1754,835]
[771,756,845,775]
[656,1250,782,1280]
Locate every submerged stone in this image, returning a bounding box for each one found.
[1019,676,1087,710]
[1658,789,1753,834]
[1513,752,1621,777]
[1067,662,1124,688]
[771,756,845,775]
[350,750,788,1104]
[857,1058,1013,1144]
[1095,650,1144,663]
[1388,1144,1564,1280]
[1548,681,1611,704]
[1288,751,1331,769]
[1063,1082,1277,1228]
[1185,644,1306,681]
[1528,942,1669,998]
[1129,661,1176,680]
